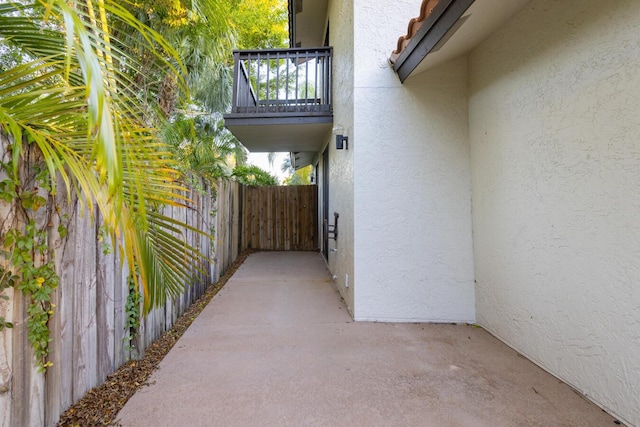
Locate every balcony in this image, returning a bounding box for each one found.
[224,47,333,155]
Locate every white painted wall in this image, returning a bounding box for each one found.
[469,1,640,424]
[351,1,475,322]
[324,0,355,313]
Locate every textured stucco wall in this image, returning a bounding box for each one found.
[352,1,475,322]
[324,0,355,313]
[469,0,640,424]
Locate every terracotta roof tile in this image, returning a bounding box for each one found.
[390,0,442,63]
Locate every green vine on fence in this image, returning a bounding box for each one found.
[4,221,59,371]
[124,273,141,359]
[0,152,61,372]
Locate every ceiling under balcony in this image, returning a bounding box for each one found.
[289,0,329,48]
[225,116,332,153]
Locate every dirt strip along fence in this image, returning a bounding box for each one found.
[0,132,242,426]
[242,185,318,251]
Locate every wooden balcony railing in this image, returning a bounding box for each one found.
[229,47,332,116]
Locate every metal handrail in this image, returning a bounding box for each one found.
[231,47,333,115]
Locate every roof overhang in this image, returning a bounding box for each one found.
[391,0,531,82]
[288,0,329,48]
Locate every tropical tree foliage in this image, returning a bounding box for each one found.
[154,0,290,185]
[163,112,247,180]
[0,0,292,317]
[232,164,278,186]
[0,0,206,312]
[231,0,288,50]
[117,0,236,115]
[121,0,286,183]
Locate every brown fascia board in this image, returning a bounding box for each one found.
[391,0,475,83]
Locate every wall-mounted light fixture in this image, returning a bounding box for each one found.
[332,124,348,150]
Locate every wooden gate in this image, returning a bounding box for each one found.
[241,185,318,251]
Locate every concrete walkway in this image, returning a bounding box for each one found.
[117,252,616,426]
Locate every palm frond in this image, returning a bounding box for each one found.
[0,0,212,313]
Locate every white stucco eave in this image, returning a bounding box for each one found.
[393,0,531,82]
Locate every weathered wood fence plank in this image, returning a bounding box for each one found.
[1,171,242,426]
[242,185,318,251]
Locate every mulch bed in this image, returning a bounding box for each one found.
[57,250,253,427]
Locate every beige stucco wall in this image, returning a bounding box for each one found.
[322,0,355,313]
[469,1,640,424]
[351,1,475,322]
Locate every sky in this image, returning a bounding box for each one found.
[247,152,289,183]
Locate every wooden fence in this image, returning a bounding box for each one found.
[0,129,317,426]
[0,131,243,427]
[214,180,242,277]
[242,185,318,251]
